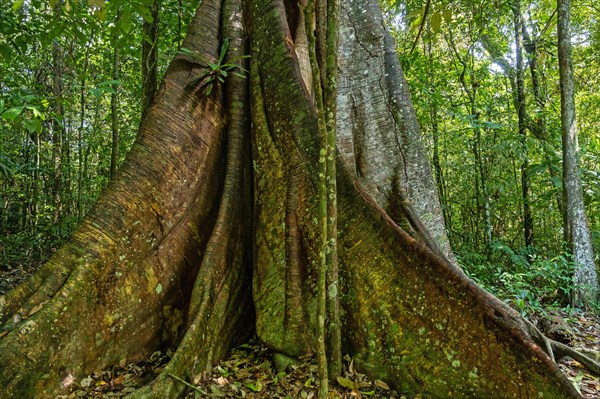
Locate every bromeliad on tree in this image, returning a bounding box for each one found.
[178,38,248,96]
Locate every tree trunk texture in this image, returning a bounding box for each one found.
[141,0,161,121]
[557,0,598,307]
[0,0,584,398]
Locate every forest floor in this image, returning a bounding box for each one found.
[0,265,599,398]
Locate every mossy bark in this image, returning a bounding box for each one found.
[0,0,583,398]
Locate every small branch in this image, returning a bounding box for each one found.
[536,8,557,43]
[167,373,207,394]
[409,0,431,55]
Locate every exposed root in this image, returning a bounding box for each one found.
[516,308,600,376]
[551,340,600,376]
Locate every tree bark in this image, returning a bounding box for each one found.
[0,0,585,398]
[557,0,599,307]
[141,0,161,121]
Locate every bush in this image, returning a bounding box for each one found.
[457,243,575,316]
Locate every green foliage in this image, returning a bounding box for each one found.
[458,244,576,316]
[0,0,200,270]
[381,0,599,310]
[178,38,249,96]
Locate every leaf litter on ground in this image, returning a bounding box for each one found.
[0,267,597,398]
[53,341,413,399]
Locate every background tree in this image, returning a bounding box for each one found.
[141,0,161,120]
[557,0,598,306]
[384,0,599,312]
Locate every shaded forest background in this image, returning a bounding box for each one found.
[1,0,599,315]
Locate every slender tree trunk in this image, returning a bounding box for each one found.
[324,0,341,381]
[51,0,65,224]
[482,34,564,220]
[304,2,330,395]
[473,115,493,250]
[31,131,41,230]
[111,30,120,179]
[523,19,564,216]
[110,11,120,179]
[77,45,90,220]
[426,34,451,235]
[512,0,534,249]
[141,0,160,121]
[445,30,490,253]
[557,0,598,307]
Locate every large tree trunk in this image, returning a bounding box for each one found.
[0,0,583,398]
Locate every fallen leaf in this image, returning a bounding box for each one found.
[337,376,357,390]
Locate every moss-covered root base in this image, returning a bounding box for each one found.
[0,0,254,398]
[246,1,584,398]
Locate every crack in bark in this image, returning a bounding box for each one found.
[378,71,409,183]
[341,5,378,59]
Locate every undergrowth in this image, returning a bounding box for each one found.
[457,242,578,316]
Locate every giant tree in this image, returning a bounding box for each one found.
[0,0,594,398]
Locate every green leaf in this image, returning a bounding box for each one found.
[187,71,210,87]
[374,379,390,390]
[431,11,442,33]
[137,6,154,23]
[25,105,44,120]
[407,6,425,19]
[209,384,226,397]
[0,163,13,180]
[12,0,25,11]
[481,121,503,129]
[218,38,229,64]
[409,15,423,32]
[90,88,102,98]
[336,376,356,390]
[443,9,452,23]
[245,381,262,392]
[178,47,194,56]
[23,118,42,134]
[120,12,133,35]
[550,176,562,189]
[2,106,24,121]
